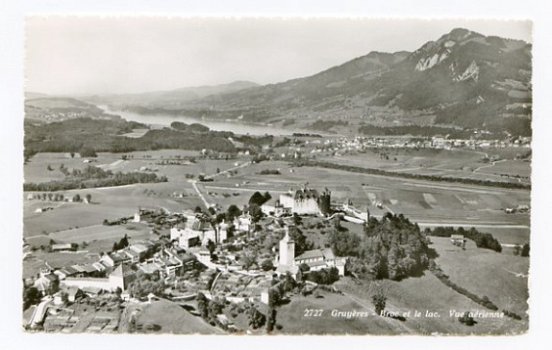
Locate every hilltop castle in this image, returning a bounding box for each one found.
[277,184,331,216]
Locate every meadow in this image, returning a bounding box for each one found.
[430,236,529,317]
[321,147,531,185]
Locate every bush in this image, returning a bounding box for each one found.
[458,311,476,326]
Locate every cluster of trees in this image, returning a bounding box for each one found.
[329,214,432,281]
[514,243,530,257]
[268,273,297,307]
[247,305,266,329]
[261,259,274,271]
[24,166,167,191]
[112,234,129,251]
[293,160,530,190]
[427,226,502,253]
[23,286,42,310]
[127,271,165,299]
[196,293,225,326]
[303,267,340,285]
[170,121,210,133]
[287,226,313,257]
[309,119,349,131]
[258,169,281,175]
[24,117,147,159]
[248,191,272,206]
[31,192,66,201]
[110,128,235,153]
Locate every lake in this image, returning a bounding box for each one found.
[99,105,298,136]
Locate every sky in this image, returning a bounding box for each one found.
[25,17,532,95]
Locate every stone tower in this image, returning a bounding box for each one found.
[279,226,295,267]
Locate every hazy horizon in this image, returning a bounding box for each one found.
[25,17,532,95]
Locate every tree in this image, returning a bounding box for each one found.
[226,204,242,221]
[194,206,203,213]
[23,286,41,310]
[118,234,129,249]
[249,191,268,206]
[328,228,360,257]
[458,311,476,326]
[72,194,81,202]
[261,259,274,271]
[288,226,311,256]
[80,147,97,157]
[299,263,310,273]
[207,239,216,257]
[47,164,53,171]
[196,293,209,319]
[292,213,302,226]
[266,307,277,333]
[85,194,92,203]
[241,255,256,270]
[208,298,224,325]
[215,213,226,223]
[249,204,263,223]
[521,243,530,257]
[268,288,282,307]
[371,284,387,316]
[248,305,266,329]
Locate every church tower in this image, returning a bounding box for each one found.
[279,226,295,267]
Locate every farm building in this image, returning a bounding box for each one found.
[450,234,467,248]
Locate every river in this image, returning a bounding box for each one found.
[99,105,299,136]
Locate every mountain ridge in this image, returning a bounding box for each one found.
[31,28,532,136]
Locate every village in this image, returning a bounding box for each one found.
[22,183,359,333]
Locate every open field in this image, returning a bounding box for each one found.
[205,161,530,241]
[476,159,531,178]
[23,183,203,237]
[24,150,241,184]
[430,236,529,317]
[132,299,222,334]
[320,147,531,185]
[337,273,527,335]
[275,272,527,335]
[49,222,150,243]
[274,289,410,335]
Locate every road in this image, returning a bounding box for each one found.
[191,161,254,209]
[204,161,252,180]
[416,222,529,229]
[29,296,52,328]
[190,180,212,208]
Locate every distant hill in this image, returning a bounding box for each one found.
[24,97,113,122]
[33,28,531,136]
[175,28,532,135]
[24,91,49,99]
[86,80,259,109]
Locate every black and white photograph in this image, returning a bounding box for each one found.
[3,2,552,348]
[19,16,533,335]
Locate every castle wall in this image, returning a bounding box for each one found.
[293,198,320,215]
